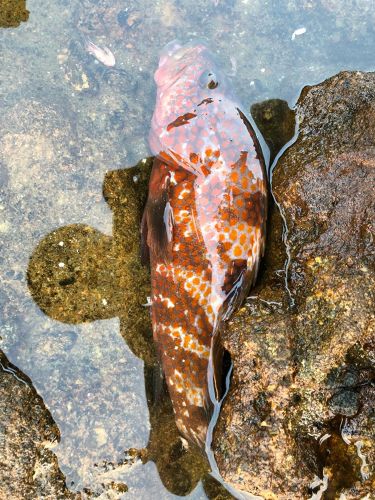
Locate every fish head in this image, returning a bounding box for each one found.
[149,40,235,162]
[155,40,227,91]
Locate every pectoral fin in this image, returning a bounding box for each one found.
[142,159,174,262]
[140,209,150,267]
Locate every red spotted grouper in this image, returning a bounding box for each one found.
[142,41,268,448]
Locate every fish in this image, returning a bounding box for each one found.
[142,40,268,447]
[84,37,116,67]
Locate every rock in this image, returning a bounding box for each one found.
[213,71,375,499]
[0,350,77,498]
[0,0,29,28]
[251,99,295,163]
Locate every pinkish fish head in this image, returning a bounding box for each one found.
[150,40,234,158]
[154,40,229,97]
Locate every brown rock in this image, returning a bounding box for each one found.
[251,99,296,163]
[213,71,375,499]
[0,0,29,28]
[0,350,78,499]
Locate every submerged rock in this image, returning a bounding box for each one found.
[0,350,77,498]
[213,71,375,499]
[0,0,29,28]
[250,99,295,163]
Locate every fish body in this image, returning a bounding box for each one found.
[143,41,267,447]
[84,38,116,67]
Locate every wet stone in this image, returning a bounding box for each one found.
[0,0,29,28]
[0,350,77,499]
[251,99,296,163]
[213,71,375,499]
[328,390,359,417]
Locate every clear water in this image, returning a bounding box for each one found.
[0,0,374,497]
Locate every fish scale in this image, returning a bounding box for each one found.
[143,41,268,448]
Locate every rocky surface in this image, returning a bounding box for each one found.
[250,99,295,163]
[0,350,77,499]
[0,0,29,28]
[213,71,375,499]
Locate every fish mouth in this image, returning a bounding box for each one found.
[159,39,183,60]
[159,39,207,66]
[155,39,209,90]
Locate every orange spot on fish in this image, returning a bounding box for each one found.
[230,229,237,241]
[230,171,239,183]
[241,177,249,189]
[197,317,205,328]
[232,186,242,196]
[167,112,197,131]
[233,245,242,257]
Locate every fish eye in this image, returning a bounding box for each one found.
[199,70,219,90]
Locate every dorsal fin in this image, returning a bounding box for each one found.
[140,209,150,267]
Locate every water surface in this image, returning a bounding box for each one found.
[0,0,374,497]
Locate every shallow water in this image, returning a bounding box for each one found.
[0,0,374,497]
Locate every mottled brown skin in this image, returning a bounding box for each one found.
[143,41,267,447]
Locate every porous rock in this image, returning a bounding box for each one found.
[0,350,77,499]
[0,0,29,28]
[213,71,375,499]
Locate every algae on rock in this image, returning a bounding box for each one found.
[0,0,29,28]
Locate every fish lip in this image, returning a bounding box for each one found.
[159,39,183,61]
[158,39,207,67]
[155,40,208,89]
